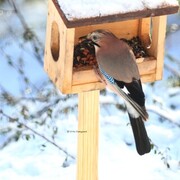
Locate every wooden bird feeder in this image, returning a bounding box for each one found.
[44,0,179,179]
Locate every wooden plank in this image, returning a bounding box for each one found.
[44,0,60,85]
[141,73,156,83]
[77,90,100,180]
[138,58,156,75]
[72,58,156,86]
[75,20,139,44]
[72,82,104,94]
[72,68,100,86]
[52,0,178,28]
[71,72,156,94]
[138,18,152,48]
[60,27,75,93]
[44,0,75,94]
[148,16,167,80]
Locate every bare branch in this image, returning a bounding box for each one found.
[164,63,180,77]
[147,106,180,127]
[8,0,43,66]
[0,110,76,160]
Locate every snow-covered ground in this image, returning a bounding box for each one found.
[0,88,180,180]
[0,0,180,180]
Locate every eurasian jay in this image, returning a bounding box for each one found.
[82,29,151,155]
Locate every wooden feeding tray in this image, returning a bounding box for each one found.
[44,0,179,94]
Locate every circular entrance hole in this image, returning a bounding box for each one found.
[50,21,60,61]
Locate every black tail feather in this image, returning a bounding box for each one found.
[128,114,151,155]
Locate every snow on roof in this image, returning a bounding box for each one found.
[57,0,179,21]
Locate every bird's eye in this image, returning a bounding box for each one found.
[92,35,98,41]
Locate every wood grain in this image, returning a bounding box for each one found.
[75,20,139,44]
[72,58,156,86]
[147,16,167,81]
[77,90,100,180]
[45,1,172,94]
[138,17,152,48]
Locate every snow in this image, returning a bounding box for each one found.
[1,102,180,180]
[57,0,179,20]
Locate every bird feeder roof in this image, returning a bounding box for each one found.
[54,0,179,27]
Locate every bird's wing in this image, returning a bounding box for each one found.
[97,40,140,83]
[111,83,148,120]
[123,79,145,107]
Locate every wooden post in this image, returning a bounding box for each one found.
[147,16,167,81]
[138,17,152,48]
[77,90,99,180]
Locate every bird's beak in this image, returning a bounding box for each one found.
[79,34,100,47]
[90,41,100,47]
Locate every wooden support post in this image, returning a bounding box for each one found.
[138,17,152,48]
[148,16,167,81]
[77,90,99,180]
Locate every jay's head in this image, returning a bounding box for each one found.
[81,29,117,48]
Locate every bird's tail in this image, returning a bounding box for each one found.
[128,114,151,155]
[111,83,151,155]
